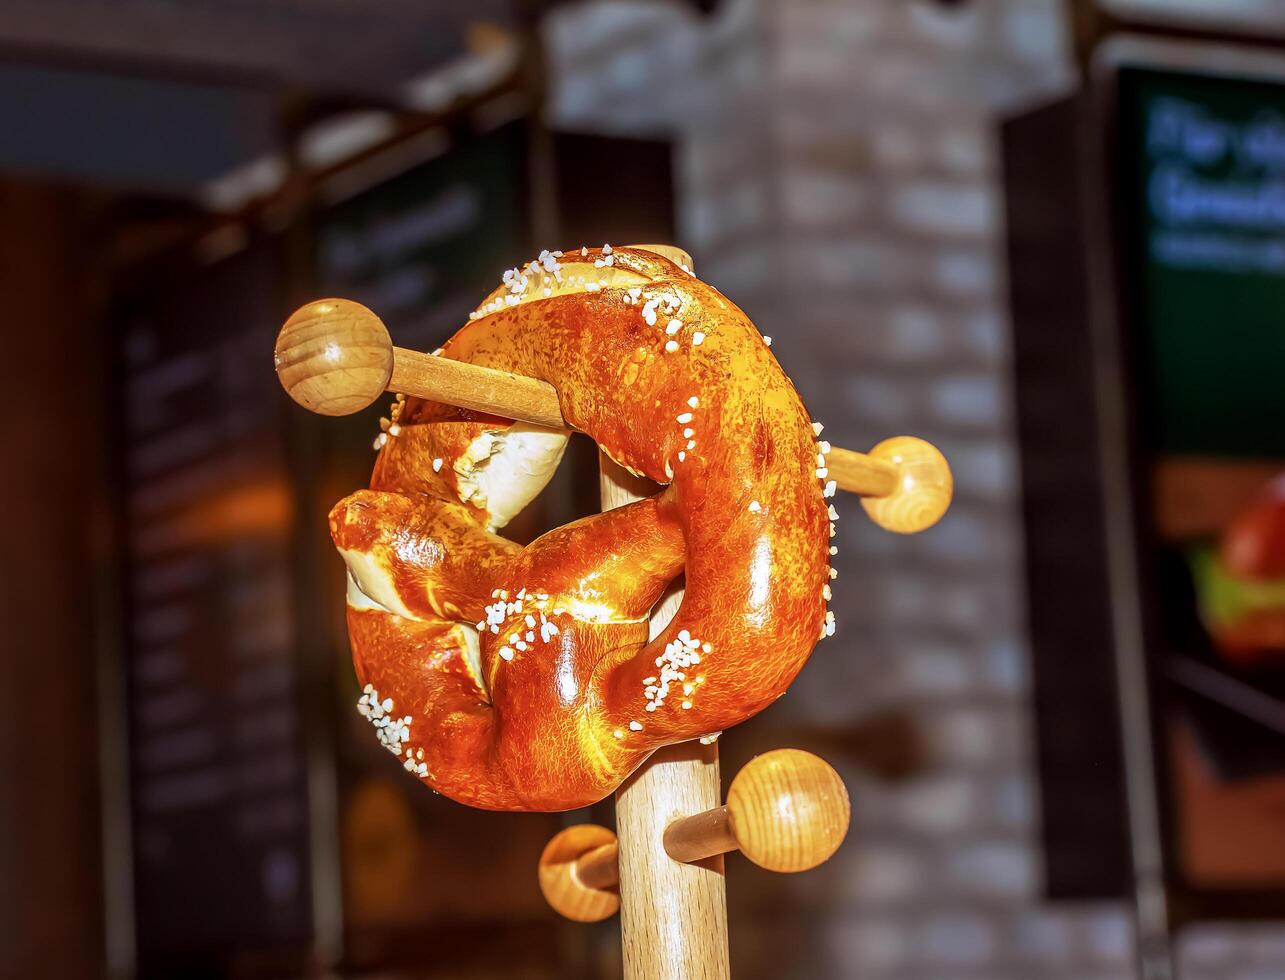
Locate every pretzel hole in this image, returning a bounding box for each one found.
[500,432,612,544]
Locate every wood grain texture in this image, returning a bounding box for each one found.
[574,840,621,892]
[662,805,737,865]
[389,347,566,429]
[725,749,850,874]
[601,454,731,980]
[857,436,954,534]
[274,298,393,415]
[538,824,620,923]
[540,747,853,910]
[827,445,898,499]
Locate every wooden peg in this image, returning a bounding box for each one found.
[273,299,953,524]
[539,749,852,920]
[274,298,565,427]
[857,436,953,535]
[274,298,395,417]
[671,748,850,873]
[601,459,730,977]
[538,824,621,923]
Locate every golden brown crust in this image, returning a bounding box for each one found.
[330,246,834,810]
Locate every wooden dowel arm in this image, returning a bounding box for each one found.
[572,840,620,892]
[663,805,736,865]
[828,445,897,498]
[275,298,952,532]
[539,749,852,921]
[560,806,735,901]
[388,347,567,430]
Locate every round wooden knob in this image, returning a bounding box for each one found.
[859,436,953,534]
[726,749,850,873]
[537,824,620,923]
[274,298,394,416]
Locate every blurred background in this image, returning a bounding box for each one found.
[6,0,1285,977]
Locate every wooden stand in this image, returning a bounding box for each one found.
[539,748,851,915]
[601,457,730,979]
[272,242,953,977]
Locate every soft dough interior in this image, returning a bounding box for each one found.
[454,422,570,531]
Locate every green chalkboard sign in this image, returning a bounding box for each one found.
[1125,68,1285,458]
[1119,62,1285,920]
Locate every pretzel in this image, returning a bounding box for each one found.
[329,246,834,810]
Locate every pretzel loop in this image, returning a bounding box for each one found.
[330,247,832,810]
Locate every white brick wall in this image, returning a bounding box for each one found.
[545,1,1285,977]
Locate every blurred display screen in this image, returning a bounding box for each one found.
[116,238,314,971]
[1122,66,1285,899]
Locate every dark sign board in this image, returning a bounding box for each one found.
[115,236,315,973]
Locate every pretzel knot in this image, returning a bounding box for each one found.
[330,247,834,811]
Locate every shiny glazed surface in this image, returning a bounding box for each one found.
[330,247,833,810]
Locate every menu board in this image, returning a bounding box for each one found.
[116,238,314,971]
[1121,66,1285,909]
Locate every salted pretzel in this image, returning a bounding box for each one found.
[329,245,835,811]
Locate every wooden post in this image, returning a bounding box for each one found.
[600,458,731,980]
